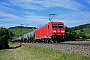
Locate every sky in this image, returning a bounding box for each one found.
[0,0,90,28]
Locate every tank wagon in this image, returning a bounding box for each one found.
[12,22,66,43]
[12,30,35,43]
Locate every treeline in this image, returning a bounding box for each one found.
[9,26,36,29]
[71,23,90,30]
[0,27,14,49]
[66,23,90,41]
[66,27,87,41]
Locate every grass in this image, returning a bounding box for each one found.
[0,43,54,60]
[0,43,90,60]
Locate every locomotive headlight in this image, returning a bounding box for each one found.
[61,30,65,33]
[53,30,56,33]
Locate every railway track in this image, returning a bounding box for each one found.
[60,41,90,45]
[23,41,90,57]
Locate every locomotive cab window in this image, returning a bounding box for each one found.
[52,24,64,28]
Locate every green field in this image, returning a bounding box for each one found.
[0,43,90,60]
[76,28,90,34]
[10,27,35,37]
[83,28,90,34]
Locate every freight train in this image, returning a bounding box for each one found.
[12,22,66,43]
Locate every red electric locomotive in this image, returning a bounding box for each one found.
[35,22,66,43]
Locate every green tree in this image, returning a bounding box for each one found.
[0,27,14,49]
[65,27,77,41]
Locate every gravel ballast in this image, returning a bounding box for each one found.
[23,42,90,57]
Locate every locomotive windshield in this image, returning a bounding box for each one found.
[52,24,64,28]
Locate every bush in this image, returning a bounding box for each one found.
[0,27,14,49]
[66,31,77,41]
[65,27,77,41]
[65,27,87,41]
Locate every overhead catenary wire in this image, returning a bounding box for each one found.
[62,0,90,12]
[60,0,90,13]
[55,0,73,14]
[62,0,73,7]
[51,0,90,16]
[75,6,90,12]
[48,0,73,20]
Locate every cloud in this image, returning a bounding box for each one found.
[0,0,11,6]
[0,4,15,12]
[57,11,90,20]
[52,11,90,27]
[0,11,49,28]
[64,1,85,11]
[1,9,89,28]
[8,0,85,11]
[0,0,90,28]
[87,0,90,4]
[22,12,49,27]
[0,11,22,20]
[9,0,44,11]
[0,11,24,27]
